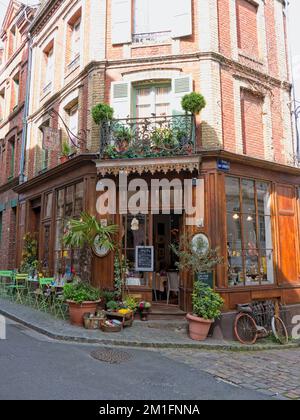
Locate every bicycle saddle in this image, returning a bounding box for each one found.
[236,303,253,313]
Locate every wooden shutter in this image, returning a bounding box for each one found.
[171,75,193,114]
[111,81,131,119]
[172,0,192,38]
[111,0,132,45]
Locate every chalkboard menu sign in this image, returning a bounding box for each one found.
[196,271,214,289]
[135,246,154,272]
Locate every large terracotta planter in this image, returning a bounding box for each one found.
[67,300,101,327]
[186,313,213,341]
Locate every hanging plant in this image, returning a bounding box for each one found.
[92,103,114,125]
[181,92,206,115]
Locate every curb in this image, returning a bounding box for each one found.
[1,307,299,352]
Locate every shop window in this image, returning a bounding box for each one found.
[122,214,150,287]
[54,182,84,276]
[226,177,274,287]
[236,0,259,58]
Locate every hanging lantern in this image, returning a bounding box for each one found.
[131,217,139,231]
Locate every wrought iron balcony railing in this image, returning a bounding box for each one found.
[100,114,195,160]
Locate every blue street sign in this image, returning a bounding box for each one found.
[217,159,230,171]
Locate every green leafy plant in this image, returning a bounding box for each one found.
[114,254,128,299]
[181,92,206,115]
[100,290,115,303]
[61,140,72,157]
[171,236,223,275]
[63,281,101,304]
[64,212,118,250]
[151,127,176,148]
[192,282,224,320]
[114,124,133,143]
[106,300,119,311]
[21,232,39,275]
[123,295,138,312]
[92,103,114,125]
[103,144,118,159]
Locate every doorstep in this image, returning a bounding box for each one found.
[0,298,299,351]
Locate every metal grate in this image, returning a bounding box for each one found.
[90,348,132,364]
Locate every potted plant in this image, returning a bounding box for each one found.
[137,301,151,321]
[181,92,206,115]
[171,235,224,341]
[63,281,102,326]
[60,141,72,164]
[187,282,224,340]
[114,124,132,152]
[64,212,118,283]
[92,103,114,125]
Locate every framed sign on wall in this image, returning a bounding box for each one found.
[135,246,154,272]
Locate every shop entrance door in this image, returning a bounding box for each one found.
[152,213,181,305]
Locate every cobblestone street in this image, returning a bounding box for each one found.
[160,348,300,400]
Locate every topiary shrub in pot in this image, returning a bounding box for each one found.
[63,281,102,327]
[181,92,206,115]
[92,103,114,125]
[187,282,224,341]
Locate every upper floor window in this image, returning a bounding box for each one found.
[8,138,15,179]
[67,103,79,146]
[43,45,54,95]
[133,0,172,44]
[135,83,172,118]
[12,73,20,110]
[66,11,82,72]
[236,0,259,58]
[70,18,81,61]
[111,0,192,45]
[0,88,5,122]
[8,25,17,57]
[226,177,274,287]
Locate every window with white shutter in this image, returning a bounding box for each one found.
[172,75,193,114]
[111,82,131,119]
[111,0,132,45]
[70,18,81,61]
[172,0,192,39]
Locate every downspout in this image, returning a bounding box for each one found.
[19,10,33,184]
[284,0,300,159]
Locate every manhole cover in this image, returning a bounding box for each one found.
[90,348,132,364]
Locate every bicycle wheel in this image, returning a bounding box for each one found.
[234,313,258,345]
[271,316,289,345]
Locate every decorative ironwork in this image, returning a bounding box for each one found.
[47,108,89,152]
[132,31,171,44]
[100,114,195,160]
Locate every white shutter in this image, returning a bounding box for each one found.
[111,0,132,45]
[111,82,131,119]
[172,75,193,114]
[172,0,192,38]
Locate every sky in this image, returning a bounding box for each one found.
[0,0,299,100]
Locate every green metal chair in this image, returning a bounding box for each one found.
[0,271,15,298]
[6,273,28,304]
[33,277,54,312]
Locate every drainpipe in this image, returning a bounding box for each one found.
[284,0,300,159]
[19,8,33,184]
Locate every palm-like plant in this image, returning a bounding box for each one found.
[63,212,118,282]
[64,212,118,249]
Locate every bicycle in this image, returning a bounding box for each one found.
[234,300,289,345]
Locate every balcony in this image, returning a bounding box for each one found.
[100,114,195,160]
[132,31,172,45]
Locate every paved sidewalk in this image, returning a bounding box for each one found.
[0,298,299,351]
[161,347,300,400]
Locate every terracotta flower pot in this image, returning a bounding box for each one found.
[60,156,69,164]
[67,300,101,327]
[186,313,213,341]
